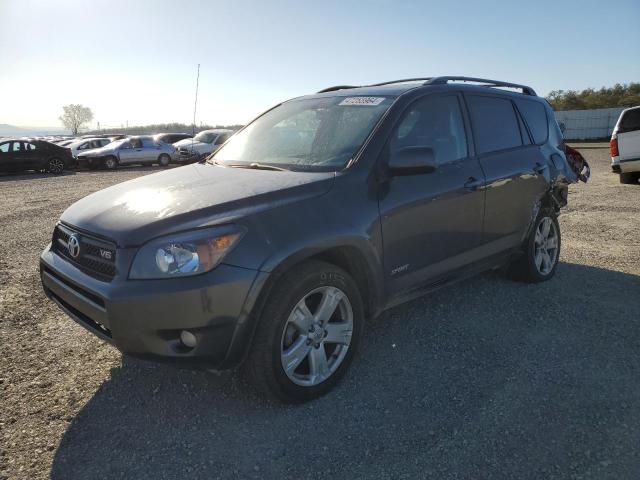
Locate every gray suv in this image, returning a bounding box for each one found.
[40,77,586,402]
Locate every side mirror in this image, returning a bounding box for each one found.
[388,146,437,175]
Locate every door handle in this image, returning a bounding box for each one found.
[464,176,482,191]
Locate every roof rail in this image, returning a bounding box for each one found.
[425,76,537,96]
[317,78,432,93]
[367,78,433,87]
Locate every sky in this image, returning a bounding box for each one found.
[0,0,638,130]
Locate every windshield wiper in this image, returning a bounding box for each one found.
[225,162,289,171]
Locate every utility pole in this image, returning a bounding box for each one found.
[192,64,200,136]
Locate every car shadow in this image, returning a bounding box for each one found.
[51,262,640,479]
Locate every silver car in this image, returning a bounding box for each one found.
[76,136,176,170]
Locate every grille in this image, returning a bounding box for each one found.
[52,224,117,281]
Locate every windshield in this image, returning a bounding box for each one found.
[211,96,393,171]
[194,131,217,143]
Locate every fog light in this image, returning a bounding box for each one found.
[180,330,197,348]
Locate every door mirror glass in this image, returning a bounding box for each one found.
[388,146,437,175]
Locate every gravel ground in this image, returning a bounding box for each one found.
[1,147,639,479]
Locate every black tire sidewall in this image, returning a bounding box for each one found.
[158,154,170,166]
[250,261,364,402]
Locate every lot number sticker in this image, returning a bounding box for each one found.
[339,97,386,106]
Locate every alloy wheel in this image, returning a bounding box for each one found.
[48,158,64,174]
[534,217,559,275]
[280,286,353,387]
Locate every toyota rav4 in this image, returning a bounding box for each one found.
[40,77,588,402]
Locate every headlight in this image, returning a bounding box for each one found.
[129,227,244,279]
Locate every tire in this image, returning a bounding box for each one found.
[508,210,561,283]
[158,154,171,167]
[104,156,118,170]
[243,260,364,403]
[619,172,638,184]
[47,157,65,174]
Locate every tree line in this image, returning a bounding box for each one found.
[546,83,640,111]
[84,122,244,136]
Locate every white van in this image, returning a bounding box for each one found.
[611,106,640,184]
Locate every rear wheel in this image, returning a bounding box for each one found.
[158,154,171,167]
[104,156,118,170]
[508,210,561,283]
[244,260,363,403]
[47,157,65,174]
[619,172,638,184]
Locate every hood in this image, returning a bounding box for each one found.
[60,163,335,246]
[174,138,206,149]
[77,143,117,157]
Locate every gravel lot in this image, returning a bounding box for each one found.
[1,147,639,479]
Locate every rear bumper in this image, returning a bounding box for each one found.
[40,245,267,369]
[620,158,640,174]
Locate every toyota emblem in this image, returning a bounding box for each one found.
[67,234,81,258]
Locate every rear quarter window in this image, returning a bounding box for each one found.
[516,99,548,144]
[466,95,522,154]
[620,109,640,133]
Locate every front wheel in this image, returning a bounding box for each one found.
[158,154,171,167]
[244,260,363,403]
[104,156,118,170]
[508,210,561,283]
[47,157,65,174]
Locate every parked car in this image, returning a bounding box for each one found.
[68,137,114,158]
[40,76,586,402]
[0,138,75,174]
[610,106,640,184]
[153,132,193,145]
[56,139,78,147]
[76,136,176,169]
[173,129,233,163]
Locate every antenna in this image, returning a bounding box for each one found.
[192,64,200,136]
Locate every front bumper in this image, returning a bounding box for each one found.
[76,156,102,168]
[176,150,204,163]
[40,245,265,368]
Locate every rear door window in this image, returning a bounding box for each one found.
[11,141,22,152]
[515,99,548,144]
[466,95,523,154]
[620,109,640,133]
